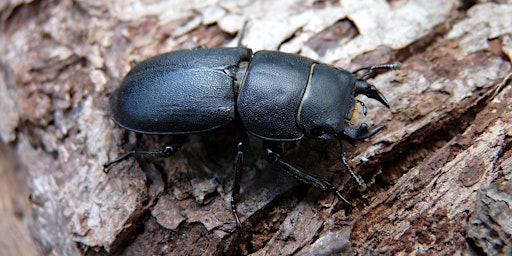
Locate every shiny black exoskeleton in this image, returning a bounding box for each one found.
[105,46,398,227]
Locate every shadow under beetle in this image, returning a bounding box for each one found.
[104,46,399,228]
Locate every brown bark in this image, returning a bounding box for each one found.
[0,0,511,255]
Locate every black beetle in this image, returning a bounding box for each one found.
[104,46,398,227]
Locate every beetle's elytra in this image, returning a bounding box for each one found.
[105,46,398,227]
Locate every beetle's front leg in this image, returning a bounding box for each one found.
[264,143,352,206]
[338,139,367,192]
[231,133,248,228]
[103,137,185,172]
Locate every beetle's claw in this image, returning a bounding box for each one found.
[354,80,390,108]
[344,123,384,140]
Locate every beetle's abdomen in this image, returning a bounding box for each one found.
[237,51,315,141]
[109,47,252,134]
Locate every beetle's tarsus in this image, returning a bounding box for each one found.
[103,142,183,172]
[265,145,352,206]
[103,150,137,172]
[231,133,248,229]
[334,190,353,206]
[338,139,367,192]
[237,21,249,47]
[491,72,512,99]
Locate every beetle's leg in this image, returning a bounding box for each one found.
[237,21,249,47]
[491,72,512,99]
[264,144,352,206]
[231,133,248,228]
[338,139,367,192]
[103,137,185,172]
[353,63,401,79]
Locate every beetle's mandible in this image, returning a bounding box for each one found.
[104,46,399,227]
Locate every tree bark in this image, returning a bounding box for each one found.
[0,0,511,255]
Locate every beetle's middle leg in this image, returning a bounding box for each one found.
[264,143,352,206]
[103,137,185,172]
[231,132,248,228]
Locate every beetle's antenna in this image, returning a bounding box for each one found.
[354,63,401,80]
[356,99,367,115]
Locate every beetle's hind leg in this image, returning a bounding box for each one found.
[103,137,185,172]
[264,143,352,206]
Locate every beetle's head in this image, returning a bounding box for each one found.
[341,79,389,141]
[298,64,393,142]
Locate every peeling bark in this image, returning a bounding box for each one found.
[0,0,511,255]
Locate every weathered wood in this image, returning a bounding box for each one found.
[0,0,511,255]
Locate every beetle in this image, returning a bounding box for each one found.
[104,46,398,227]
